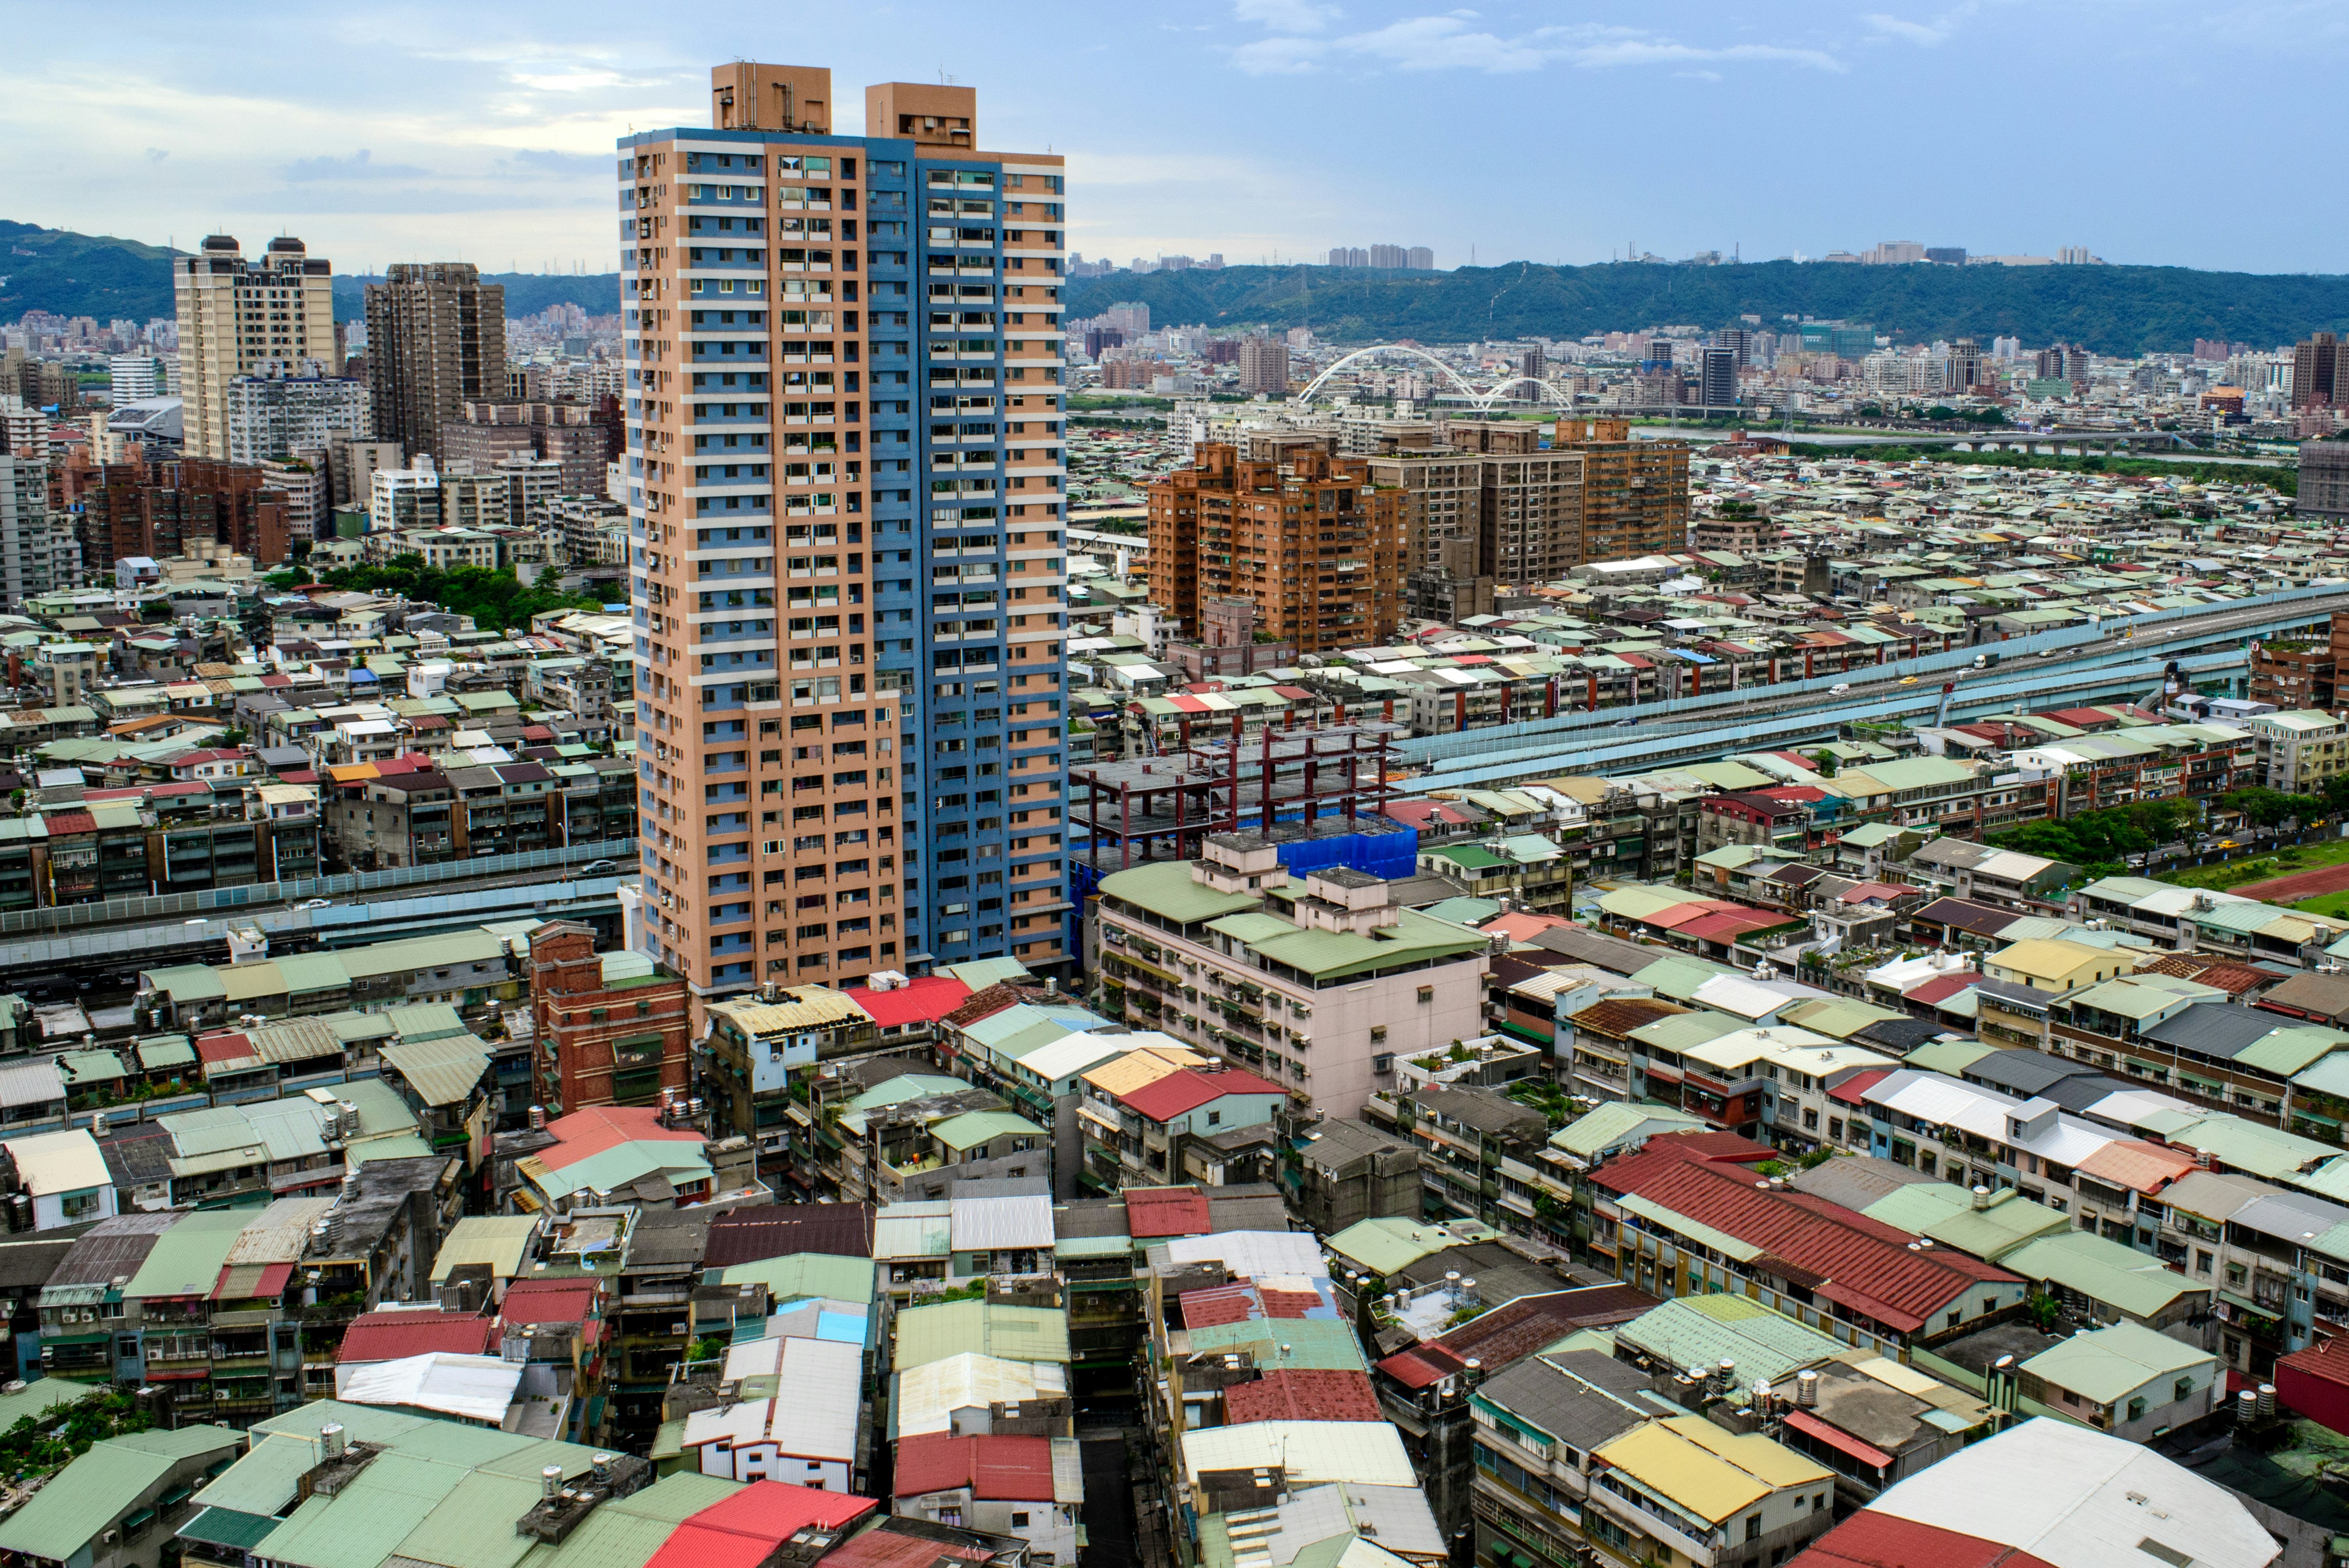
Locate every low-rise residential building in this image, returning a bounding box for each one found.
[2250,708,2349,792]
[0,1425,244,1568]
[2013,1318,2222,1440]
[1092,834,1490,1117]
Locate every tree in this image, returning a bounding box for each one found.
[1811,749,1838,778]
[1989,797,2196,879]
[2222,787,2324,829]
[308,556,602,633]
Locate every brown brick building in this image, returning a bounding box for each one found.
[74,456,291,571]
[2249,612,2349,711]
[528,922,692,1116]
[1146,442,1403,652]
[1552,417,1688,561]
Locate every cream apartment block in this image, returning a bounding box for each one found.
[174,236,338,462]
[1089,833,1489,1116]
[2250,709,2349,793]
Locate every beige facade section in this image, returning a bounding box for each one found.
[173,236,336,461]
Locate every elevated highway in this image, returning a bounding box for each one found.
[1394,584,2349,789]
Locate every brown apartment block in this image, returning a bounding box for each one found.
[365,263,510,460]
[1147,442,1403,653]
[1552,416,1689,560]
[439,400,621,498]
[628,64,1071,1011]
[2249,611,2349,710]
[75,456,291,571]
[528,922,693,1116]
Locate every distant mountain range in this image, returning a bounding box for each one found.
[327,273,621,323]
[12,216,2349,357]
[0,220,626,329]
[1068,260,2349,357]
[0,220,183,325]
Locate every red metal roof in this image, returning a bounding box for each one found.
[1828,1069,1893,1107]
[1123,1187,1212,1239]
[499,1277,601,1326]
[337,1309,496,1363]
[665,1481,877,1561]
[537,1105,704,1171]
[1177,1281,1323,1328]
[1224,1370,1383,1424]
[1903,972,1983,1006]
[1589,1134,2018,1333]
[891,1434,1056,1501]
[816,1527,993,1568]
[1117,1065,1286,1122]
[196,1032,261,1068]
[1789,1511,2055,1568]
[1676,910,1787,943]
[1782,1407,1896,1470]
[840,975,973,1029]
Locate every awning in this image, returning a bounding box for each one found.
[1783,1408,1895,1471]
[179,1508,282,1552]
[1109,953,1180,986]
[212,1261,295,1301]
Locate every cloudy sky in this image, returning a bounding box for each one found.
[7,0,2345,275]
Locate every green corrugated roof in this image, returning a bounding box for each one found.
[1181,1318,1367,1371]
[891,1300,1070,1370]
[718,1252,877,1307]
[1905,1039,2001,1076]
[387,1003,469,1042]
[1324,1216,1494,1277]
[930,1110,1045,1150]
[2001,1232,2207,1317]
[1096,859,1268,926]
[0,1426,239,1561]
[1626,1012,1738,1051]
[125,1208,251,1300]
[2237,1027,2349,1079]
[2018,1318,2214,1405]
[1608,1295,1842,1388]
[182,1507,284,1552]
[0,1377,87,1432]
[1242,907,1487,982]
[1550,1103,1709,1161]
[379,1035,491,1107]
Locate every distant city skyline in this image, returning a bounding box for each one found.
[8,0,2349,275]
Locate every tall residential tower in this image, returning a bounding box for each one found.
[173,236,336,461]
[622,62,1072,1014]
[365,263,509,460]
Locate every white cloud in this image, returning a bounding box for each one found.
[1226,15,1843,76]
[1865,12,1953,43]
[1233,0,1341,31]
[1231,36,1333,73]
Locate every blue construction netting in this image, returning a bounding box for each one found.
[1272,818,1418,881]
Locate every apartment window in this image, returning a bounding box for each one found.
[1417,986,1434,1003]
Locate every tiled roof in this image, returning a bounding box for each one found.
[1790,1511,2056,1568]
[890,1433,1056,1501]
[334,1310,494,1363]
[1376,1285,1657,1389]
[1223,1370,1383,1424]
[1566,996,1686,1038]
[1123,1186,1212,1238]
[1117,1065,1286,1121]
[1590,1133,2020,1333]
[702,1203,877,1267]
[842,975,975,1029]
